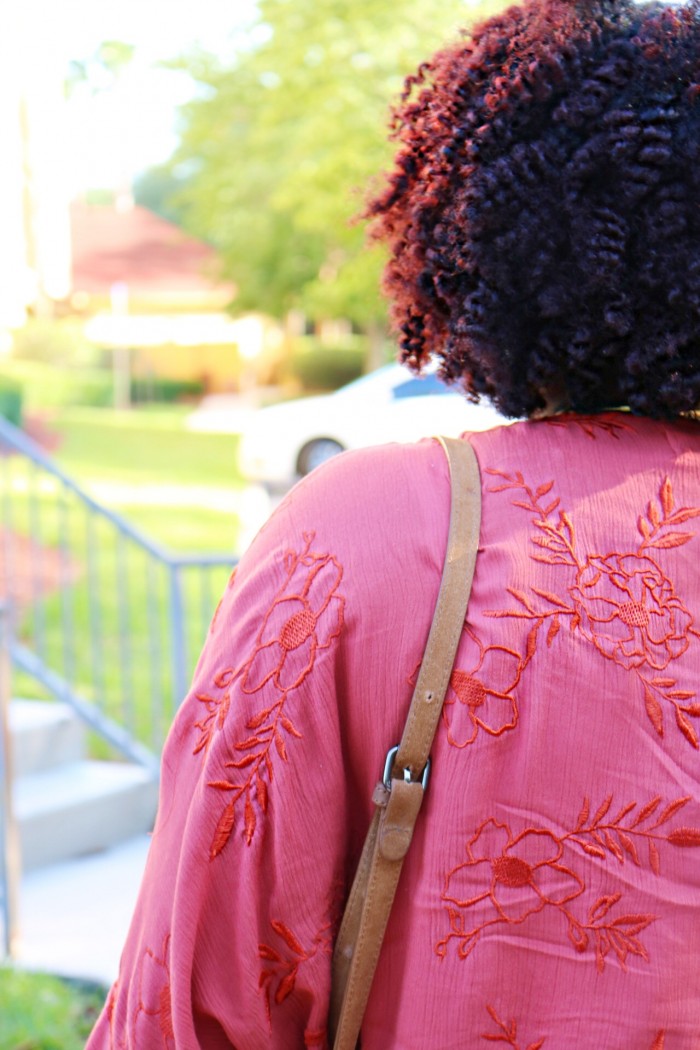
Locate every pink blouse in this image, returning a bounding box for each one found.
[88,412,700,1048]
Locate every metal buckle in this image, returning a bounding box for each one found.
[382,745,431,792]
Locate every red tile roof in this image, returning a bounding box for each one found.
[70,200,234,301]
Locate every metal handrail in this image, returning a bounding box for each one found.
[0,414,236,771]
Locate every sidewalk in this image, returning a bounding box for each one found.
[15,833,151,987]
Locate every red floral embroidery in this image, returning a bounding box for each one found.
[105,983,128,1050]
[651,1033,665,1050]
[443,629,521,747]
[241,534,344,694]
[486,471,700,746]
[540,412,634,439]
[258,919,332,1025]
[441,818,584,959]
[303,1030,328,1049]
[196,533,344,857]
[133,934,173,1049]
[437,795,700,971]
[572,554,691,671]
[193,668,235,755]
[481,1005,545,1048]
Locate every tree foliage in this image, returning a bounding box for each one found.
[171,0,505,325]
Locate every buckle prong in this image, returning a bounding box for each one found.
[382,745,431,792]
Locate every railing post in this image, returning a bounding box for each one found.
[0,601,20,961]
[168,564,188,710]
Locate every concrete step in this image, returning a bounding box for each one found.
[14,760,159,871]
[9,699,86,777]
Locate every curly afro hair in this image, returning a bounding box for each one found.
[367,0,700,418]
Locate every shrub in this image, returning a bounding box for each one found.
[130,377,205,403]
[282,339,365,391]
[0,378,23,427]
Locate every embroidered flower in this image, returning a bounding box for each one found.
[444,819,584,925]
[443,635,520,748]
[242,550,344,694]
[571,554,692,671]
[134,935,174,1049]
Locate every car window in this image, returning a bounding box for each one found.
[391,373,452,399]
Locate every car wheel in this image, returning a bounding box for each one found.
[297,438,344,476]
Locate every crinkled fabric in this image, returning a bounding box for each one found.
[87,412,700,1049]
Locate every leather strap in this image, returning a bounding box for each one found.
[329,436,481,1050]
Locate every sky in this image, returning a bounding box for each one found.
[9,0,259,192]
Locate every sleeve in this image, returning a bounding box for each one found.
[85,439,451,1050]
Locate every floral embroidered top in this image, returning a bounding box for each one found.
[87,412,700,1049]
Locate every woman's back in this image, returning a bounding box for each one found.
[90,413,700,1048]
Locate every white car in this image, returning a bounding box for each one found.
[236,362,506,484]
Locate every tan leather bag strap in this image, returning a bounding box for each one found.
[329,436,481,1050]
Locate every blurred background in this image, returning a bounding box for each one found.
[0,0,503,1043]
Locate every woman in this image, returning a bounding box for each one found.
[88,0,700,1045]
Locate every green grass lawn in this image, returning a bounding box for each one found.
[0,968,106,1050]
[7,406,250,754]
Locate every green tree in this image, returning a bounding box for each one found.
[172,0,504,346]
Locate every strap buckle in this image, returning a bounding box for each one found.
[382,745,431,792]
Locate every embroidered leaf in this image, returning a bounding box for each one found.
[244,792,256,845]
[648,500,660,528]
[651,796,690,828]
[651,677,675,687]
[508,587,535,609]
[648,840,661,875]
[643,685,664,738]
[547,617,561,646]
[660,477,673,517]
[274,966,298,1004]
[208,779,237,791]
[680,703,700,716]
[457,929,481,959]
[527,1042,546,1050]
[274,730,288,761]
[271,920,306,955]
[611,801,636,824]
[576,797,590,830]
[235,735,267,751]
[651,1032,665,1050]
[544,499,560,516]
[645,532,695,549]
[560,511,575,544]
[610,914,655,935]
[280,716,302,738]
[638,515,651,540]
[210,801,235,860]
[566,915,589,953]
[667,690,695,700]
[666,507,700,525]
[258,944,282,962]
[248,704,278,730]
[604,830,624,862]
[618,832,640,865]
[675,707,699,748]
[526,623,540,660]
[589,893,622,923]
[226,754,259,769]
[536,481,555,498]
[580,841,606,858]
[531,587,571,610]
[214,668,235,689]
[667,827,700,847]
[265,752,274,780]
[256,771,268,813]
[633,796,662,826]
[513,500,535,512]
[592,795,613,825]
